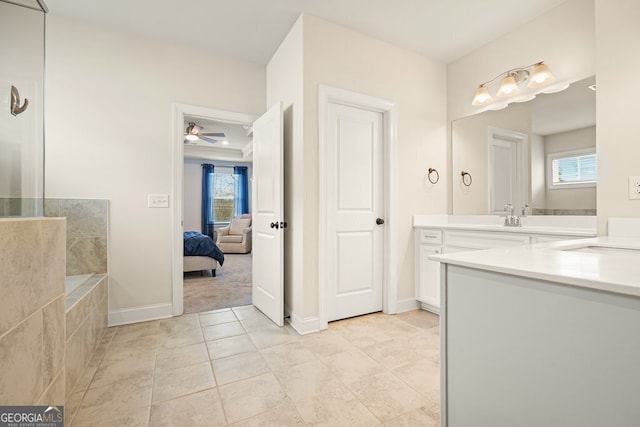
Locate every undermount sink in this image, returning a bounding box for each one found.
[561,245,640,255]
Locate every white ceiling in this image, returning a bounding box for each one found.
[45,0,569,64]
[183,118,253,160]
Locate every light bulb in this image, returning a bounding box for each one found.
[497,74,520,97]
[472,85,493,106]
[528,63,555,88]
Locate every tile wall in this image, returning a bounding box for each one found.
[65,275,108,403]
[45,199,108,275]
[532,208,597,216]
[0,217,66,405]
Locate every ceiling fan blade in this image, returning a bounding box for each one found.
[200,136,219,144]
[199,132,226,137]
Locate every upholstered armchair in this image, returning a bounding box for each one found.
[216,215,252,254]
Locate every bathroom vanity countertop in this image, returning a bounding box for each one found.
[430,237,640,298]
[412,214,597,237]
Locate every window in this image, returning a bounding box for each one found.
[547,148,597,189]
[212,168,236,223]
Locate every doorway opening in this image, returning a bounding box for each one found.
[172,104,257,316]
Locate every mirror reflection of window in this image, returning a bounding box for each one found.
[549,149,597,188]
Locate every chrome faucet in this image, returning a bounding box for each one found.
[503,203,522,227]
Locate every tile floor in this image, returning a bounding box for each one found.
[67,306,440,427]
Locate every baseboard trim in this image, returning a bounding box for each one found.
[395,298,420,313]
[287,312,320,335]
[420,302,440,315]
[108,303,174,327]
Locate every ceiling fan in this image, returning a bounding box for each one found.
[184,122,226,144]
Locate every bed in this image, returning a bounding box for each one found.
[183,231,225,276]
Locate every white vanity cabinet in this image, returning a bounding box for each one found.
[414,229,443,312]
[530,234,581,243]
[444,230,530,252]
[415,227,590,313]
[434,236,640,427]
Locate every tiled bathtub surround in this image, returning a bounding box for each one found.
[0,217,66,405]
[45,199,108,276]
[65,274,108,403]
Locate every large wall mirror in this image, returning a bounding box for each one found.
[452,75,596,216]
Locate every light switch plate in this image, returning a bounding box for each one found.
[148,194,169,208]
[628,177,640,200]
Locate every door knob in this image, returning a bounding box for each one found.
[270,222,279,229]
[376,218,385,225]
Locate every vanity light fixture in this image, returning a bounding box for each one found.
[472,61,557,106]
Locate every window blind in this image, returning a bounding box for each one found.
[552,153,597,185]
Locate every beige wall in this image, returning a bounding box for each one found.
[266,17,304,322]
[268,14,447,323]
[45,15,266,318]
[447,0,595,122]
[43,0,628,325]
[595,0,640,234]
[300,15,447,316]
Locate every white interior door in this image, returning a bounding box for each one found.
[252,102,284,326]
[489,128,527,215]
[490,137,517,214]
[326,102,384,322]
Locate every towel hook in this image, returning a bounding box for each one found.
[461,171,472,187]
[427,168,439,184]
[10,86,29,116]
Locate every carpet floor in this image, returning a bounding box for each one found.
[183,253,252,314]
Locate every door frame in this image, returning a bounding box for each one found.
[318,85,398,330]
[487,126,529,215]
[171,103,257,316]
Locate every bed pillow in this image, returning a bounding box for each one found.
[230,218,251,235]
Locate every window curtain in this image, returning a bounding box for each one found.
[234,166,249,217]
[202,164,215,238]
